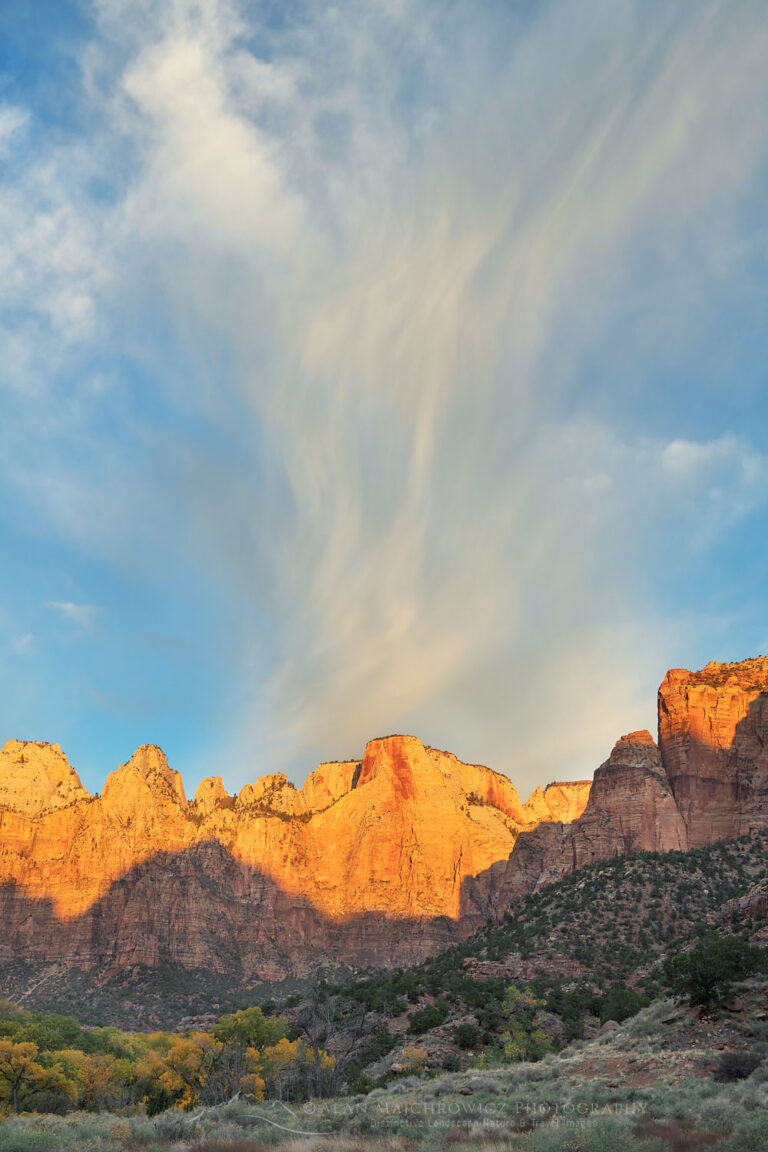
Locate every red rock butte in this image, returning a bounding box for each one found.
[0,656,767,977]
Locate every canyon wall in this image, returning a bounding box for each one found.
[0,734,587,977]
[480,656,768,911]
[658,658,768,846]
[1,655,766,978]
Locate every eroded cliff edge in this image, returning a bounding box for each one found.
[476,656,768,914]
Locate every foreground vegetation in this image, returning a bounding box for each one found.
[0,1003,337,1116]
[2,988,768,1150]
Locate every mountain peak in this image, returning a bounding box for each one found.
[356,734,426,797]
[102,744,186,806]
[193,776,231,814]
[0,739,90,815]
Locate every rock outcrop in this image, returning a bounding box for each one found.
[0,740,90,815]
[471,730,686,914]
[480,656,768,911]
[717,878,768,927]
[0,734,588,977]
[658,657,768,846]
[566,730,687,863]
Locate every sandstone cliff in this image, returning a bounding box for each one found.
[0,734,588,977]
[2,655,766,979]
[480,656,768,910]
[659,657,768,846]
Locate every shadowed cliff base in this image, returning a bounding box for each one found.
[0,840,489,982]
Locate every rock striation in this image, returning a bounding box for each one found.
[0,734,588,977]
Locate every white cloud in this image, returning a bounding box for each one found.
[2,1,768,789]
[0,105,28,154]
[11,633,34,654]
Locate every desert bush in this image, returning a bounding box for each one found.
[0,1121,63,1152]
[717,1107,768,1152]
[714,1049,762,1083]
[453,1022,482,1049]
[524,1116,665,1152]
[190,1141,270,1152]
[407,1000,450,1035]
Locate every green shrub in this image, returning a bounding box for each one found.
[453,1021,482,1049]
[664,933,764,1007]
[407,1000,449,1035]
[714,1049,762,1083]
[718,1108,768,1152]
[599,982,644,1024]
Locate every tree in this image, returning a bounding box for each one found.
[212,1006,286,1051]
[212,1007,286,1099]
[664,933,763,1008]
[138,1033,230,1109]
[54,1049,134,1111]
[453,1022,482,1050]
[295,986,359,1097]
[499,986,552,1063]
[256,1037,329,1101]
[599,982,644,1024]
[0,1040,74,1114]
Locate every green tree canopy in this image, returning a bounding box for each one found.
[664,933,764,1008]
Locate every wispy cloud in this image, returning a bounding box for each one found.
[1,1,768,788]
[0,105,28,154]
[45,602,101,630]
[11,633,34,654]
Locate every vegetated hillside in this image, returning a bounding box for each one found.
[460,829,768,982]
[3,830,766,1040]
[2,834,768,1151]
[319,831,768,1082]
[0,961,289,1032]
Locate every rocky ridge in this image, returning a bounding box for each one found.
[1,655,767,979]
[0,734,587,977]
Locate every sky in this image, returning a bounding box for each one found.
[1,0,768,799]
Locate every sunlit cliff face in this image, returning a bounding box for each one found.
[0,734,589,924]
[2,658,768,978]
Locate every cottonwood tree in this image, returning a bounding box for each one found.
[0,1040,74,1114]
[295,983,367,1096]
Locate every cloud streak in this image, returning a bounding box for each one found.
[2,0,768,789]
[45,602,101,630]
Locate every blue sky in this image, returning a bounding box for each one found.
[1,0,768,798]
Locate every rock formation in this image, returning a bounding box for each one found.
[0,740,90,815]
[658,657,768,846]
[717,878,768,927]
[0,734,588,977]
[2,655,767,979]
[480,656,768,911]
